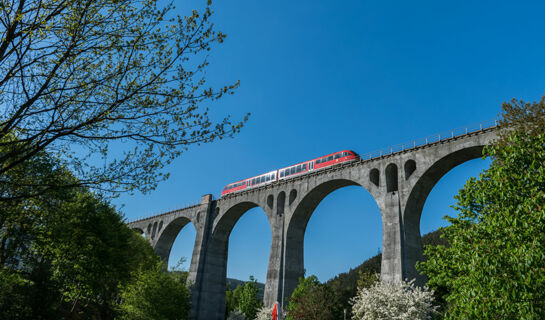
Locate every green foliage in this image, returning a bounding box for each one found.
[226,283,242,317]
[324,230,443,319]
[239,276,263,319]
[418,97,545,319]
[0,149,189,319]
[356,271,379,290]
[117,261,191,320]
[0,267,33,319]
[0,0,248,198]
[226,276,263,319]
[286,275,342,320]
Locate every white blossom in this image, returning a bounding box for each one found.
[351,279,438,320]
[254,305,274,320]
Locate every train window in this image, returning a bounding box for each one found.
[327,156,333,161]
[280,171,284,178]
[261,176,266,183]
[272,173,275,180]
[298,165,302,172]
[266,175,270,182]
[303,163,307,170]
[335,153,341,159]
[290,167,295,174]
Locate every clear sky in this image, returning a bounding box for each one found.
[116,0,545,284]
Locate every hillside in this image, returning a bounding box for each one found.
[325,229,447,312]
[226,278,265,300]
[225,230,447,305]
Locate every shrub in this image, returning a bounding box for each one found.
[351,279,437,320]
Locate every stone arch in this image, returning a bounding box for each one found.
[289,189,297,206]
[267,194,274,210]
[404,160,416,180]
[154,217,194,264]
[199,201,271,319]
[403,145,486,284]
[277,191,286,215]
[151,221,158,239]
[370,168,380,186]
[284,178,379,305]
[385,163,398,192]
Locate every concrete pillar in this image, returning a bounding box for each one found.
[263,213,284,307]
[378,191,405,283]
[194,233,228,320]
[402,210,425,285]
[189,195,222,320]
[283,221,305,307]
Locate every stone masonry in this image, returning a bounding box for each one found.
[128,126,498,320]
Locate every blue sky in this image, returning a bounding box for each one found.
[116,0,545,283]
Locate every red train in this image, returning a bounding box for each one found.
[221,150,358,197]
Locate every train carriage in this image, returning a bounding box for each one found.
[220,150,358,197]
[278,150,357,180]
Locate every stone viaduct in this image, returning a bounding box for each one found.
[128,122,499,319]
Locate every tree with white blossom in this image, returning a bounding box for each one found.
[351,279,437,320]
[254,305,274,320]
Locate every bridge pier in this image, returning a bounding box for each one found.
[126,127,498,320]
[377,190,406,283]
[188,195,216,319]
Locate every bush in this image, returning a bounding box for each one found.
[117,261,191,320]
[286,275,342,320]
[351,279,437,320]
[255,305,274,320]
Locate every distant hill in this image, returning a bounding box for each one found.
[325,229,447,312]
[225,230,447,305]
[226,278,265,300]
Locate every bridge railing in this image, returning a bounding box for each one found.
[126,200,202,224]
[359,118,499,161]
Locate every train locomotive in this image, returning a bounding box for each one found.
[221,150,358,197]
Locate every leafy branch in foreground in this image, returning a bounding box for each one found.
[0,0,248,200]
